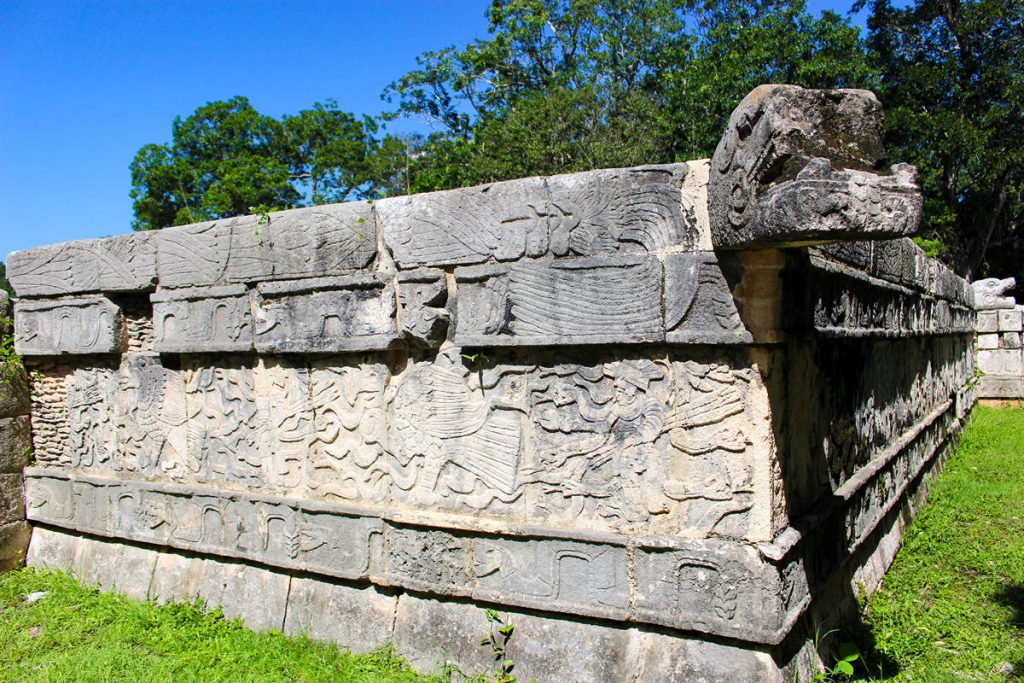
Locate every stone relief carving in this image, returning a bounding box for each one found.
[115,356,188,477]
[664,253,750,343]
[14,296,123,356]
[973,277,1016,310]
[65,368,117,470]
[396,269,449,347]
[152,286,253,353]
[7,233,155,297]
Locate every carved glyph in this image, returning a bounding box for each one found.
[14,297,123,356]
[972,277,1016,310]
[152,286,253,353]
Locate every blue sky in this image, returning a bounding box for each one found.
[0,0,861,258]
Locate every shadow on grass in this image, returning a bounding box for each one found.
[994,582,1024,676]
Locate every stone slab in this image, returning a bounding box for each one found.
[977,311,999,333]
[14,296,122,356]
[0,415,30,473]
[978,375,1024,400]
[1003,333,1022,349]
[283,577,396,652]
[634,631,779,683]
[379,164,697,269]
[0,473,24,525]
[999,309,1023,332]
[73,535,157,601]
[155,203,375,288]
[978,349,1024,376]
[253,275,397,353]
[7,233,156,297]
[663,252,751,344]
[453,255,664,346]
[396,269,449,347]
[978,333,999,350]
[151,285,253,353]
[25,525,80,571]
[195,557,289,632]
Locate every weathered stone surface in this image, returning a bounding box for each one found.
[252,275,396,353]
[0,474,24,525]
[634,631,779,683]
[284,578,396,652]
[7,233,155,297]
[972,277,1016,309]
[978,349,1023,376]
[977,310,999,333]
[0,364,29,419]
[0,521,30,570]
[195,557,290,632]
[14,296,123,356]
[25,525,79,571]
[978,333,1000,350]
[454,255,664,346]
[998,308,1023,332]
[979,375,1024,399]
[379,164,698,269]
[0,415,30,473]
[74,535,157,601]
[1003,333,1022,350]
[397,269,449,347]
[152,285,253,353]
[155,203,376,288]
[664,252,751,344]
[710,85,921,249]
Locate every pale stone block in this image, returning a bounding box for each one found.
[150,552,206,604]
[14,296,123,356]
[978,349,1024,376]
[252,275,397,353]
[979,375,1024,399]
[1002,332,1022,350]
[634,631,780,683]
[453,255,664,346]
[392,594,496,677]
[25,526,79,572]
[7,233,155,297]
[977,310,999,333]
[978,333,1000,350]
[151,285,253,353]
[999,308,1023,332]
[195,558,290,632]
[73,536,157,602]
[0,474,24,525]
[283,577,396,652]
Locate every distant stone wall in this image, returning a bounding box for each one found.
[0,291,31,571]
[7,85,976,681]
[973,277,1024,400]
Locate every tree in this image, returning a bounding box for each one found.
[383,0,874,190]
[859,0,1024,282]
[130,97,386,230]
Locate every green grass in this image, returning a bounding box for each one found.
[0,568,444,682]
[850,405,1024,681]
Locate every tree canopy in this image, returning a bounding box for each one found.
[128,0,1024,284]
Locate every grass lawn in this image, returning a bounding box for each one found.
[0,568,446,682]
[850,405,1024,681]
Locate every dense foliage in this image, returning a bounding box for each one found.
[129,0,1023,283]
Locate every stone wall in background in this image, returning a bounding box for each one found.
[0,291,31,570]
[6,85,977,682]
[973,277,1024,400]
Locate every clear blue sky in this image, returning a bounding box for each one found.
[0,0,859,259]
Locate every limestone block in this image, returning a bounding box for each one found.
[471,536,630,621]
[978,333,999,350]
[872,239,920,288]
[155,204,375,288]
[378,164,697,269]
[14,296,123,356]
[979,375,1024,399]
[0,415,30,473]
[397,269,449,347]
[252,275,396,353]
[0,366,30,418]
[1003,333,1022,350]
[385,525,472,596]
[0,473,24,525]
[392,594,498,677]
[453,255,664,346]
[25,525,79,572]
[998,308,1023,332]
[978,349,1024,376]
[632,539,805,643]
[195,557,289,632]
[634,631,780,683]
[977,311,999,333]
[813,241,873,271]
[73,536,157,601]
[0,520,30,571]
[150,552,206,604]
[7,233,155,297]
[710,85,920,248]
[283,577,396,652]
[663,252,751,344]
[152,285,253,353]
[972,277,1016,309]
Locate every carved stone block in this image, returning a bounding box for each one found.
[472,536,630,620]
[978,349,1023,376]
[397,269,449,347]
[252,275,396,353]
[977,311,999,333]
[14,296,123,356]
[710,84,921,248]
[152,285,253,353]
[972,277,1016,310]
[7,233,155,297]
[385,525,471,595]
[978,333,999,350]
[284,578,397,653]
[998,309,1023,332]
[663,253,751,344]
[155,204,376,288]
[378,164,696,269]
[454,255,664,346]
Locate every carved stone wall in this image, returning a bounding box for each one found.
[7,86,977,681]
[972,277,1024,400]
